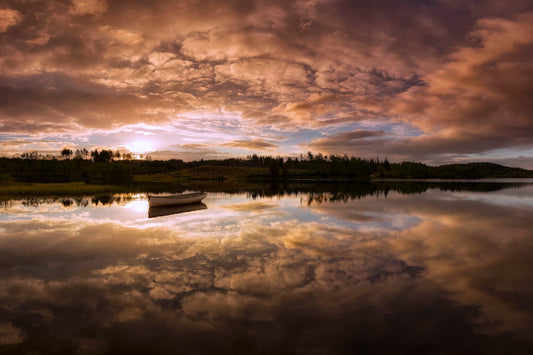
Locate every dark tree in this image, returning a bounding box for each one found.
[21,151,39,160]
[74,148,89,159]
[91,149,114,163]
[269,161,280,178]
[61,148,73,160]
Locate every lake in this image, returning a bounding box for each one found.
[1,181,533,354]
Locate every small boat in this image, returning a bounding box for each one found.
[148,192,207,207]
[148,202,207,218]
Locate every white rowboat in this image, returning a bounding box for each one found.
[148,192,207,207]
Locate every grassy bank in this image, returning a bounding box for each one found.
[0,182,124,196]
[132,166,271,183]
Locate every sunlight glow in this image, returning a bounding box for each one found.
[126,140,156,153]
[123,200,149,213]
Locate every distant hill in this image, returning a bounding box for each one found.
[427,162,533,179]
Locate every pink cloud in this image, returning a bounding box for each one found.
[0,0,532,163]
[0,8,21,32]
[221,139,278,150]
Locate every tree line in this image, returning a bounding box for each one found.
[60,148,136,162]
[20,148,136,162]
[181,153,533,179]
[1,149,532,184]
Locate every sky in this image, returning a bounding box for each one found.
[0,0,532,167]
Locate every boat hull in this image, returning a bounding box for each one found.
[148,192,207,207]
[148,202,207,218]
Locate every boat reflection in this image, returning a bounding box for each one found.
[148,202,207,218]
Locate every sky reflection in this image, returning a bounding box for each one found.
[1,184,532,353]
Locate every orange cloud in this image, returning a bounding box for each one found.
[0,8,21,32]
[221,139,278,150]
[151,144,226,161]
[304,129,386,153]
[0,0,532,163]
[391,12,533,147]
[70,0,108,16]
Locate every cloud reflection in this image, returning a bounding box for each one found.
[0,187,532,353]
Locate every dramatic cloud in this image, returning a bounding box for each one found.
[150,143,226,161]
[0,0,532,165]
[0,8,21,32]
[222,138,278,150]
[306,129,385,149]
[70,0,108,16]
[391,12,533,153]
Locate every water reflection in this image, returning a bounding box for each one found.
[2,179,532,210]
[3,194,135,208]
[148,203,207,218]
[0,182,532,354]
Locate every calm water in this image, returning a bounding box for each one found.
[1,181,533,354]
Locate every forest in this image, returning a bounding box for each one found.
[1,149,532,184]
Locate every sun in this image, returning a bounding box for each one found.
[126,140,156,153]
